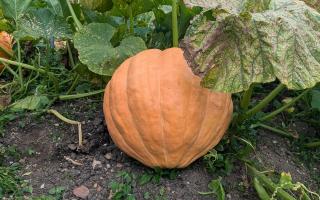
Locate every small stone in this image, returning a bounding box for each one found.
[96,185,102,192]
[54,123,59,127]
[73,185,90,199]
[40,184,45,189]
[19,158,26,164]
[106,164,111,169]
[92,159,102,170]
[105,153,112,160]
[116,163,123,168]
[93,118,103,126]
[68,144,77,151]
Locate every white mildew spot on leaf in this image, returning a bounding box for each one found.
[14,8,72,40]
[0,0,32,21]
[182,0,320,93]
[74,23,146,76]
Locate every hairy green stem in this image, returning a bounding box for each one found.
[3,64,19,79]
[128,6,134,34]
[253,178,271,200]
[66,74,80,95]
[246,164,296,200]
[17,40,23,87]
[243,83,286,120]
[47,109,83,147]
[240,84,255,110]
[66,40,75,68]
[66,0,83,30]
[0,57,49,74]
[261,89,311,121]
[59,89,104,100]
[172,0,179,47]
[254,123,297,139]
[304,141,320,148]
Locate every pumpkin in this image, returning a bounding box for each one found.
[0,31,13,72]
[103,48,233,168]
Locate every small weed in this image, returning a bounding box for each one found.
[0,145,20,164]
[199,177,225,200]
[26,147,36,156]
[203,149,233,175]
[138,168,177,185]
[143,192,150,199]
[49,132,63,143]
[48,186,65,200]
[110,171,136,200]
[155,186,167,200]
[0,112,19,137]
[18,121,26,128]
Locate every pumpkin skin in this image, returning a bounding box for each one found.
[0,31,13,72]
[103,48,233,168]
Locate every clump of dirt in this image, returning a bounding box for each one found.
[1,99,319,199]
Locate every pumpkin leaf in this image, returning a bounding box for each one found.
[0,0,32,22]
[302,0,320,12]
[199,177,225,200]
[14,8,72,40]
[11,95,50,111]
[43,0,64,16]
[311,89,320,110]
[80,0,113,12]
[181,0,320,93]
[110,0,155,18]
[278,172,295,190]
[183,0,243,14]
[74,23,146,76]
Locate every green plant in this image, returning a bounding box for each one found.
[199,177,225,200]
[138,168,178,185]
[247,164,320,200]
[110,171,136,200]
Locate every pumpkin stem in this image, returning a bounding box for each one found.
[260,88,311,121]
[238,83,286,122]
[304,141,320,148]
[59,89,104,100]
[17,40,23,87]
[66,0,83,30]
[172,0,179,47]
[240,84,255,110]
[252,123,297,139]
[0,57,51,74]
[128,5,134,34]
[246,164,297,200]
[47,109,83,147]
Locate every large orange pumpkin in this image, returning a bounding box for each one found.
[103,48,233,168]
[0,31,13,72]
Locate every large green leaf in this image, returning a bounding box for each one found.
[0,0,32,22]
[14,8,72,40]
[183,0,271,14]
[181,0,320,93]
[11,95,50,111]
[80,0,113,12]
[74,23,146,76]
[302,0,320,12]
[183,0,243,14]
[44,0,64,16]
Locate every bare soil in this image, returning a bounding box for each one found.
[1,98,319,200]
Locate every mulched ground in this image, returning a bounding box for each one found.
[1,98,319,199]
